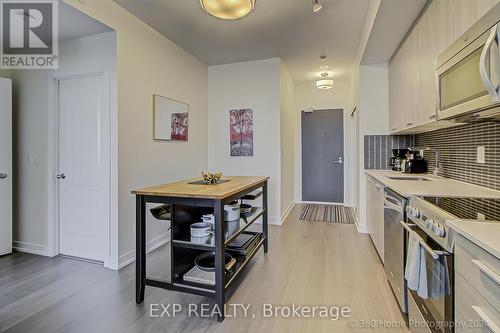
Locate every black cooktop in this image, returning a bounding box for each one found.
[423,196,500,221]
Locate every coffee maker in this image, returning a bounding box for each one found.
[404,150,428,174]
[390,149,409,171]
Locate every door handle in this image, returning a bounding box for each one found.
[480,25,499,101]
[333,157,343,164]
[56,173,66,180]
[0,173,7,179]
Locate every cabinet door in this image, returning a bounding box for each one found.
[389,51,404,133]
[401,30,421,130]
[454,0,499,40]
[366,176,376,239]
[419,1,439,124]
[435,0,455,55]
[366,176,385,261]
[375,184,385,262]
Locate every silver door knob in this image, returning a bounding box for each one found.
[0,173,7,179]
[57,173,66,179]
[333,157,343,164]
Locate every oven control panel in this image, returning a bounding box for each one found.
[407,197,456,253]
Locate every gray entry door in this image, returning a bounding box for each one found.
[302,109,344,203]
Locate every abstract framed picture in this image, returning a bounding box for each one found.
[170,112,188,141]
[153,94,189,141]
[230,109,253,156]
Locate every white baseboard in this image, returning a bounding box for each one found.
[298,201,345,206]
[266,217,282,226]
[13,241,51,256]
[355,218,368,234]
[281,202,295,225]
[118,233,170,269]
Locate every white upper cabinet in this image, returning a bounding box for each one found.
[419,0,439,123]
[389,0,499,134]
[454,0,500,39]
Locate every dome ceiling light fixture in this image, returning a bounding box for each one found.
[316,72,334,90]
[312,0,323,13]
[200,0,256,20]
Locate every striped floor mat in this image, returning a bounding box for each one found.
[299,204,356,224]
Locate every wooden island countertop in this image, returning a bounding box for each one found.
[131,175,269,199]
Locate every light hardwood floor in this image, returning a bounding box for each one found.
[0,205,408,333]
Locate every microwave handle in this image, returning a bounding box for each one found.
[480,25,499,101]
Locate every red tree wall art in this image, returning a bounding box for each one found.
[230,109,253,156]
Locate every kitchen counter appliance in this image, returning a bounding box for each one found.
[403,195,500,333]
[436,3,500,122]
[404,196,455,333]
[390,149,409,172]
[384,188,409,315]
[403,150,428,174]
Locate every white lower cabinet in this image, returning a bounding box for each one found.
[455,235,500,332]
[366,176,385,262]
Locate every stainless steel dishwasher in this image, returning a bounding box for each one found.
[383,188,408,314]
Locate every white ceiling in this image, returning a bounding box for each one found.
[112,0,372,83]
[361,0,428,64]
[59,1,112,41]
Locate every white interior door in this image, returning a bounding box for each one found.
[58,74,110,262]
[0,78,12,256]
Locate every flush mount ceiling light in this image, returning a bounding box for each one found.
[316,72,333,90]
[200,0,256,20]
[312,0,323,13]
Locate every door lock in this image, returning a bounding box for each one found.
[56,173,66,179]
[333,157,343,164]
[0,173,7,179]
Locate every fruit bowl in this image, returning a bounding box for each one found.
[202,172,223,184]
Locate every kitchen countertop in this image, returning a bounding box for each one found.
[131,175,269,199]
[365,170,500,199]
[447,220,500,260]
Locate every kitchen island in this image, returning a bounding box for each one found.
[131,176,269,322]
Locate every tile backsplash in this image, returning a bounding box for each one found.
[364,135,414,170]
[415,122,500,191]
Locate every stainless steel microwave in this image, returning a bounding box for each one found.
[436,3,500,121]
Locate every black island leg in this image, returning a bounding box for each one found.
[214,199,226,322]
[263,181,269,253]
[136,195,146,304]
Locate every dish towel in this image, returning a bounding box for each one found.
[404,232,428,299]
[417,245,428,299]
[405,232,420,290]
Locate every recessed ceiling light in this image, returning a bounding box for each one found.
[200,0,256,20]
[316,72,333,90]
[312,0,323,13]
[320,65,330,70]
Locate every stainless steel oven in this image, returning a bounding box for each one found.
[436,3,500,120]
[402,221,453,333]
[403,197,455,333]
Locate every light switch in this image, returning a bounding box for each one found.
[477,146,486,164]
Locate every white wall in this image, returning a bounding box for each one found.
[61,0,209,269]
[294,79,357,207]
[357,63,390,232]
[10,32,118,263]
[280,63,296,219]
[208,58,282,224]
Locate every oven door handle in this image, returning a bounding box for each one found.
[472,305,500,333]
[399,221,448,260]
